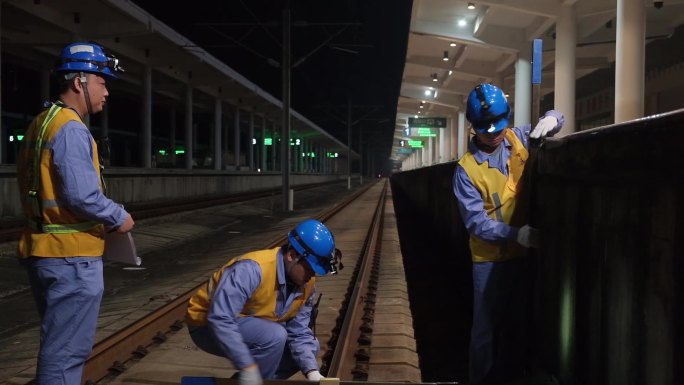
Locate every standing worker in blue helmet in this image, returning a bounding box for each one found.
[16,42,134,385]
[452,83,564,384]
[186,219,343,385]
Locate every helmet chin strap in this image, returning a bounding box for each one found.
[78,72,95,119]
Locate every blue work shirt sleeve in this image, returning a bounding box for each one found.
[284,289,319,373]
[453,165,517,242]
[207,260,262,370]
[51,121,128,229]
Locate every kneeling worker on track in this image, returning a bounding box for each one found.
[186,219,343,385]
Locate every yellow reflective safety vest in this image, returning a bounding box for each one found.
[458,128,528,262]
[16,103,105,258]
[186,247,316,327]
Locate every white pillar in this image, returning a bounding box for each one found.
[457,111,466,159]
[555,3,577,136]
[271,123,277,171]
[234,108,240,170]
[514,44,532,127]
[214,98,222,170]
[449,115,455,161]
[184,84,193,170]
[261,116,266,171]
[248,112,254,171]
[142,64,152,168]
[169,108,176,167]
[439,127,447,164]
[615,0,645,123]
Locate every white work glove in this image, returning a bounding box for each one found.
[239,365,263,385]
[530,116,558,139]
[306,370,324,381]
[516,224,540,248]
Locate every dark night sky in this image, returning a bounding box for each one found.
[132,0,412,174]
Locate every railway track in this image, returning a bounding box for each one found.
[16,178,420,385]
[3,180,394,384]
[20,181,396,385]
[65,181,374,385]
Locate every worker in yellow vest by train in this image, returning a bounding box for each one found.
[453,83,564,385]
[16,42,134,385]
[186,219,343,385]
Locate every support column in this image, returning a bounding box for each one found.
[457,111,466,159]
[514,43,532,127]
[142,64,152,168]
[439,126,447,163]
[358,126,363,182]
[234,108,241,170]
[271,123,277,171]
[169,108,176,167]
[449,115,456,161]
[615,0,645,122]
[281,0,292,210]
[214,98,222,170]
[555,2,577,136]
[184,84,193,170]
[248,112,254,171]
[261,116,266,171]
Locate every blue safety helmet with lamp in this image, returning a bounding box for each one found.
[288,219,342,276]
[465,83,511,134]
[56,42,124,80]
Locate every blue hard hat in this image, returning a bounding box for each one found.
[288,219,337,276]
[466,83,510,134]
[56,42,123,80]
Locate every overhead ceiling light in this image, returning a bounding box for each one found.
[424,89,432,96]
[458,19,467,27]
[448,70,453,76]
[467,3,476,10]
[431,73,438,82]
[443,51,449,61]
[450,42,457,47]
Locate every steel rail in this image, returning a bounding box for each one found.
[324,180,387,379]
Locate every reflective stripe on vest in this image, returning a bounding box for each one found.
[25,103,98,234]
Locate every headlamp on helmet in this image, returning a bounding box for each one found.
[466,83,511,134]
[56,42,124,80]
